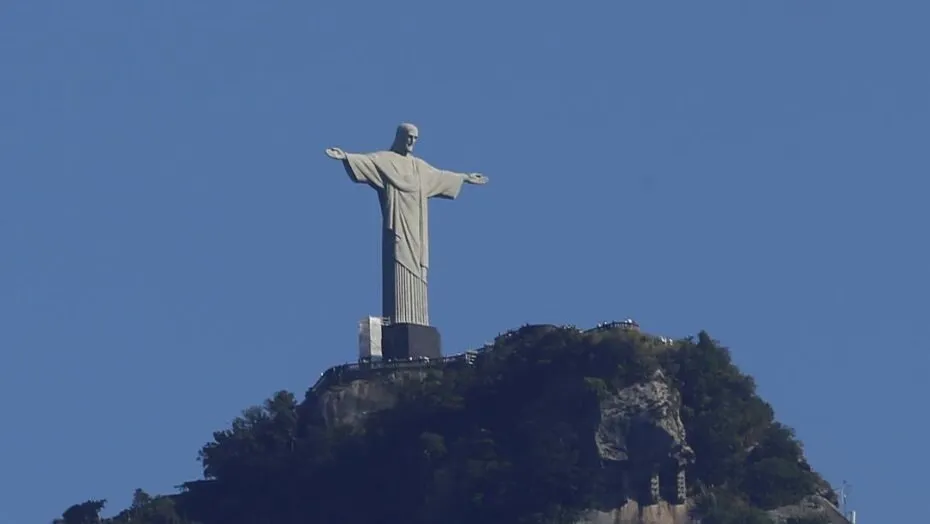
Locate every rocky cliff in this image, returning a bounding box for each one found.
[310,367,436,428]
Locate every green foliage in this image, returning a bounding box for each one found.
[58,500,106,524]
[55,493,196,524]
[693,489,773,524]
[659,332,829,511]
[60,325,830,524]
[787,516,830,524]
[108,489,195,524]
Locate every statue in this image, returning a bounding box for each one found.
[324,123,488,327]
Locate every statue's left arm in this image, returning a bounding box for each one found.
[421,160,488,200]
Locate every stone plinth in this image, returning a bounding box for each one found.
[382,323,441,360]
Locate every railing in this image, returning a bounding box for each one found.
[310,352,478,393]
[590,321,639,331]
[312,322,681,393]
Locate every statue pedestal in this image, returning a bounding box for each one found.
[382,323,442,360]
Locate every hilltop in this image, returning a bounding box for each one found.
[56,324,846,524]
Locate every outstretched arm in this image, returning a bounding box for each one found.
[423,162,489,199]
[324,147,346,160]
[462,173,488,185]
[325,148,384,189]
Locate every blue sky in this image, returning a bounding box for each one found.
[1,1,927,522]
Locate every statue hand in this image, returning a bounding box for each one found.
[325,147,347,160]
[464,173,488,185]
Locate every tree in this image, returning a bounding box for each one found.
[59,500,106,524]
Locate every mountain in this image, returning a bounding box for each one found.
[55,323,849,524]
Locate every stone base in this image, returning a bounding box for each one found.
[382,323,442,360]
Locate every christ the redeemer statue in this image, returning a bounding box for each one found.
[324,123,488,327]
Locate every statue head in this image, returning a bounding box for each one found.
[390,123,419,155]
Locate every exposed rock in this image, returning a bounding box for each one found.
[596,372,693,466]
[576,501,693,524]
[309,368,436,428]
[582,371,696,522]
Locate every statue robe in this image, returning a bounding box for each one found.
[342,151,465,325]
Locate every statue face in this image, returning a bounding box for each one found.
[392,123,420,155]
[404,130,418,153]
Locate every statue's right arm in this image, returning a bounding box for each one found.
[324,147,347,160]
[336,150,385,189]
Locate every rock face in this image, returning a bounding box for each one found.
[579,371,696,524]
[595,374,693,466]
[315,376,399,429]
[308,367,437,429]
[577,501,693,524]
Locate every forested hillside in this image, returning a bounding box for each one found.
[56,326,836,524]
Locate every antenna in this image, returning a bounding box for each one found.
[834,481,857,522]
[838,480,850,512]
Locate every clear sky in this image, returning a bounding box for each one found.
[1,1,927,522]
